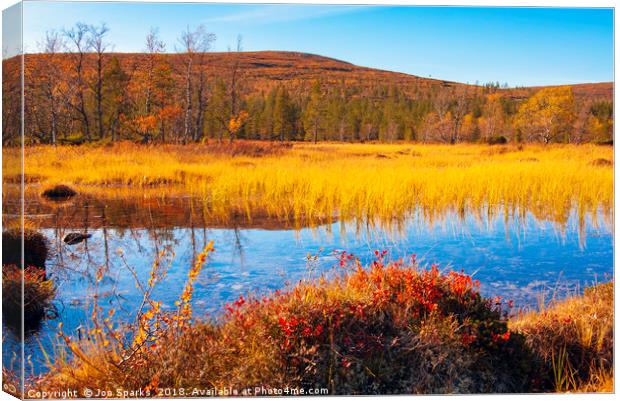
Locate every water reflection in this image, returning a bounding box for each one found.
[1,195,613,376]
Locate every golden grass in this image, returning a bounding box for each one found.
[4,142,613,228]
[510,282,613,392]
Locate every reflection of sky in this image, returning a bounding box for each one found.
[4,208,613,376]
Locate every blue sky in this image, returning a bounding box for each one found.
[11,2,615,86]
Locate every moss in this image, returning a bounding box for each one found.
[2,228,49,269]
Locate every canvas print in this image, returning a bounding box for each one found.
[1,1,614,397]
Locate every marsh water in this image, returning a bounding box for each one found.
[2,195,613,375]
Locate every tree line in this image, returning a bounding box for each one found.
[2,23,613,146]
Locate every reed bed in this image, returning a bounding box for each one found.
[5,142,613,228]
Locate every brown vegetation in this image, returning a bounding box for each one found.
[41,184,77,200]
[37,252,538,395]
[202,140,293,157]
[2,265,56,329]
[2,228,49,269]
[589,158,613,167]
[511,282,613,392]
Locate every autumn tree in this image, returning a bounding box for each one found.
[428,89,452,143]
[478,93,505,143]
[152,61,178,142]
[587,100,613,143]
[515,86,575,144]
[132,28,168,142]
[225,35,247,143]
[460,113,479,142]
[144,27,166,116]
[14,25,613,147]
[360,101,382,141]
[273,86,296,141]
[208,35,251,143]
[303,81,326,143]
[103,57,130,141]
[37,30,66,144]
[572,99,592,144]
[88,23,110,140]
[63,22,92,140]
[177,24,216,142]
[421,110,454,144]
[2,57,21,145]
[450,88,469,144]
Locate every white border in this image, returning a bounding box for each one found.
[0,1,616,401]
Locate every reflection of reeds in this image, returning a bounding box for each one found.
[6,142,613,230]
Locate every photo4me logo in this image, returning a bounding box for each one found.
[25,386,330,398]
[184,387,330,396]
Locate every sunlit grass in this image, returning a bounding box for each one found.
[510,282,613,392]
[5,142,613,229]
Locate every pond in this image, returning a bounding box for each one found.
[2,195,613,376]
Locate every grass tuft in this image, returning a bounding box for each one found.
[2,228,49,269]
[41,184,77,200]
[589,158,613,167]
[510,282,613,392]
[2,265,56,330]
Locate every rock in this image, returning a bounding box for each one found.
[63,232,92,245]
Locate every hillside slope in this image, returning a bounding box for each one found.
[18,50,614,100]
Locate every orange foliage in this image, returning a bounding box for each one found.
[227,111,249,134]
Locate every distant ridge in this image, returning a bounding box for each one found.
[13,50,612,101]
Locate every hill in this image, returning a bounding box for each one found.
[14,50,613,99]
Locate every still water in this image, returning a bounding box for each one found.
[2,196,613,375]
